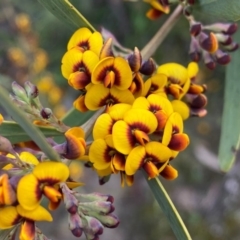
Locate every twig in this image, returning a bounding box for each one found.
[141,5,183,59]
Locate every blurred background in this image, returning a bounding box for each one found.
[1,0,240,239]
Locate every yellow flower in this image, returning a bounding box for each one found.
[125,141,172,178]
[144,0,170,20]
[0,174,16,206]
[61,47,99,90]
[84,84,134,110]
[92,56,133,90]
[142,73,167,97]
[162,112,190,158]
[63,127,86,159]
[112,109,158,155]
[89,138,133,187]
[17,162,69,211]
[67,27,103,56]
[132,94,173,131]
[0,204,52,240]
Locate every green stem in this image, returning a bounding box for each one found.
[141,5,183,59]
[145,174,192,240]
[0,85,60,161]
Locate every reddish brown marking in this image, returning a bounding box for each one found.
[73,62,91,77]
[77,41,90,50]
[130,122,150,133]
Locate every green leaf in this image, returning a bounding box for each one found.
[0,85,60,161]
[195,0,240,21]
[145,175,192,240]
[218,30,240,171]
[38,0,96,31]
[61,108,94,127]
[0,121,63,144]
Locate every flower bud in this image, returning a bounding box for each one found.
[24,81,39,99]
[11,81,28,103]
[214,50,231,65]
[202,51,216,70]
[69,213,83,237]
[85,216,104,236]
[79,200,114,215]
[40,108,52,119]
[100,38,113,59]
[139,58,156,76]
[127,47,142,72]
[198,32,218,53]
[189,37,201,62]
[62,184,79,214]
[215,33,232,45]
[188,94,207,109]
[190,21,202,37]
[203,23,238,35]
[76,192,114,203]
[224,42,239,52]
[191,108,207,117]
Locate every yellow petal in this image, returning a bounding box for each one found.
[17,174,41,210]
[85,84,110,110]
[88,31,104,56]
[160,165,178,180]
[66,127,85,139]
[0,206,20,229]
[109,87,135,105]
[17,204,52,222]
[73,94,89,112]
[67,28,92,50]
[145,142,172,163]
[108,103,132,121]
[61,47,83,79]
[92,57,115,85]
[33,162,69,183]
[19,220,35,240]
[157,63,188,85]
[93,113,114,140]
[187,62,199,80]
[171,100,190,120]
[19,152,39,165]
[89,139,111,170]
[124,109,158,134]
[125,146,146,175]
[112,120,135,155]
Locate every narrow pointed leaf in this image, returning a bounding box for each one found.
[0,121,63,144]
[61,108,94,127]
[145,174,192,240]
[38,0,96,31]
[0,85,60,161]
[218,30,240,171]
[195,0,240,21]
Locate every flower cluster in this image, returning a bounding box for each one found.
[59,27,211,186]
[0,85,119,239]
[143,0,239,69]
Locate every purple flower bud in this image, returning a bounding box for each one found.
[139,58,156,76]
[85,216,104,236]
[191,108,207,117]
[215,33,232,46]
[76,192,114,203]
[68,213,83,237]
[214,50,231,65]
[24,81,39,99]
[198,32,218,53]
[62,185,79,214]
[202,51,216,70]
[203,23,238,35]
[224,42,239,52]
[190,21,202,37]
[79,200,114,215]
[127,47,142,72]
[188,94,208,109]
[189,37,201,62]
[91,213,120,228]
[40,108,52,119]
